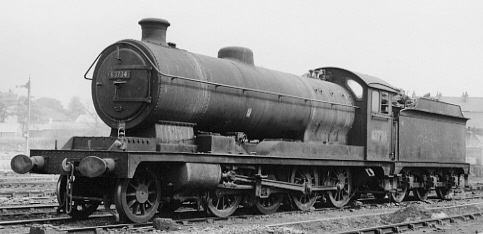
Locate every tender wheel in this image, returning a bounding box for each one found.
[436,173,454,200]
[114,168,161,223]
[57,175,100,219]
[290,167,319,211]
[390,186,408,203]
[373,192,387,201]
[205,190,242,217]
[414,188,430,201]
[326,167,353,208]
[436,187,452,200]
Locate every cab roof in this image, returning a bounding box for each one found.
[315,67,399,93]
[353,71,399,93]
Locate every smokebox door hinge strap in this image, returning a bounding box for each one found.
[115,46,122,64]
[118,122,126,138]
[117,122,127,151]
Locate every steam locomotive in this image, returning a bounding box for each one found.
[11,18,469,223]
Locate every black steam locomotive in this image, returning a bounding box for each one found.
[11,18,469,223]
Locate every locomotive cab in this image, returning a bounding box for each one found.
[310,67,399,162]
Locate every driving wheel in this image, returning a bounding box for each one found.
[205,190,242,217]
[289,167,319,211]
[326,167,353,208]
[254,175,283,214]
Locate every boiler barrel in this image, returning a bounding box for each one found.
[92,19,355,142]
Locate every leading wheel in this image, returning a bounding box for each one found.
[57,175,100,219]
[205,190,242,217]
[114,168,161,223]
[289,167,319,211]
[326,167,353,208]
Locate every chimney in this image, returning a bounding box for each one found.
[463,91,469,102]
[139,18,170,46]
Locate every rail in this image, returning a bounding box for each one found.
[337,212,483,234]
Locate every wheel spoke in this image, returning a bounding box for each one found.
[140,176,146,186]
[145,180,153,188]
[132,203,139,214]
[128,182,137,190]
[127,199,136,208]
[214,197,220,209]
[140,203,146,215]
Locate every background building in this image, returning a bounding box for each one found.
[438,92,483,176]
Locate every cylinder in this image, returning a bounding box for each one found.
[164,163,221,192]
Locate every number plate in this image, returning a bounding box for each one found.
[108,70,131,79]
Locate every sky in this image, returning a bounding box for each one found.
[1,0,482,106]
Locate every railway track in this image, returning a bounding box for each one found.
[15,201,483,234]
[0,174,57,198]
[6,196,483,233]
[337,212,483,234]
[0,184,482,233]
[266,201,483,234]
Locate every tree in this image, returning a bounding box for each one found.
[13,95,27,125]
[66,96,86,121]
[0,91,18,122]
[30,97,68,124]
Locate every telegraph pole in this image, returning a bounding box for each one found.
[16,76,31,155]
[25,77,31,155]
[17,78,31,154]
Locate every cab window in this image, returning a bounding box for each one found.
[372,90,389,114]
[381,92,389,114]
[372,91,380,112]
